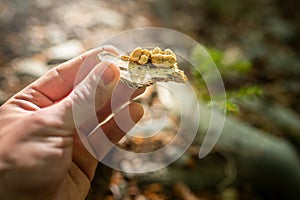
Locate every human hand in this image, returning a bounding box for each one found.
[0,46,144,200]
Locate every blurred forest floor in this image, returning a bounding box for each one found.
[1,0,300,199]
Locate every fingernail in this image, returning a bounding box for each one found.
[102,66,115,85]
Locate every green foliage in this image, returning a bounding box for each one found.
[224,101,240,113]
[229,85,262,100]
[225,85,262,113]
[191,46,262,114]
[205,47,251,75]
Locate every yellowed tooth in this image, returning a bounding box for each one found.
[97,47,187,89]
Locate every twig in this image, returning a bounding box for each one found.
[174,182,200,200]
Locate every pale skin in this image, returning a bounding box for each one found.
[0,46,145,200]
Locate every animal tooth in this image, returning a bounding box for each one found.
[97,47,188,89]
